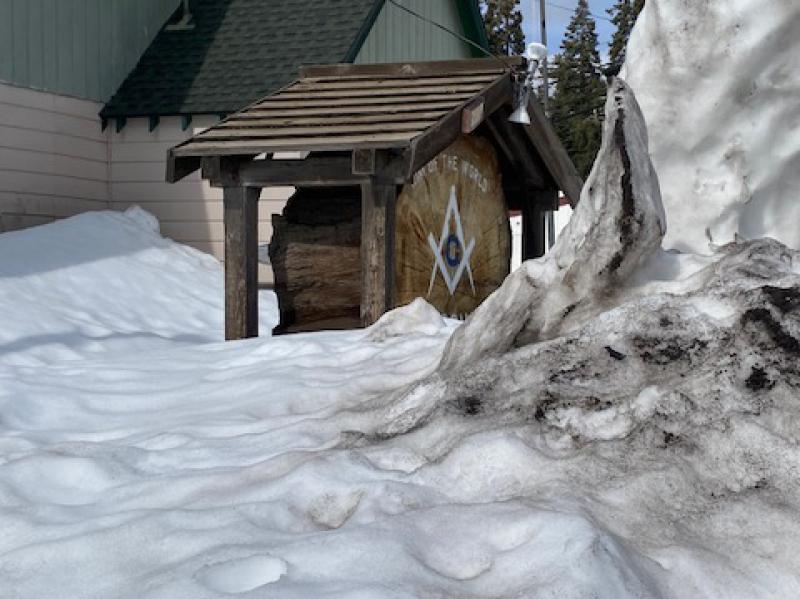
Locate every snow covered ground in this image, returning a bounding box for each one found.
[2,206,799,597]
[2,2,799,593]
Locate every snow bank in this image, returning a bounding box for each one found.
[622,0,800,253]
[0,208,277,366]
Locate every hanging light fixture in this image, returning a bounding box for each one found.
[509,42,548,125]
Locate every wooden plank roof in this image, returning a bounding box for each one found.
[167,58,583,205]
[169,59,514,157]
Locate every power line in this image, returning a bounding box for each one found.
[546,1,614,23]
[386,0,516,71]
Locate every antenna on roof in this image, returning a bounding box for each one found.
[509,43,547,125]
[166,0,195,31]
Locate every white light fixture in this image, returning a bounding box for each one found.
[509,42,548,125]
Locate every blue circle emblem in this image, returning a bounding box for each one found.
[444,234,462,267]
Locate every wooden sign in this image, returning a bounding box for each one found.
[394,135,510,318]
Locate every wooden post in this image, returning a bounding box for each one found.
[223,185,261,340]
[360,178,396,326]
[522,188,557,260]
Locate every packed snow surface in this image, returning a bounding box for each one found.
[622,0,800,253]
[0,207,277,367]
[2,205,800,597]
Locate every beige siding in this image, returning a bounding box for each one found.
[109,116,292,282]
[0,81,109,232]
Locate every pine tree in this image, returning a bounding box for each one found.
[606,0,645,76]
[480,0,525,56]
[549,0,606,178]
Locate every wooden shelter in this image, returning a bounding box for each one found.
[166,58,582,340]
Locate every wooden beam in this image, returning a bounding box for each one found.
[352,149,376,175]
[300,57,523,80]
[239,155,360,187]
[166,149,201,183]
[224,185,261,340]
[522,99,584,207]
[360,179,397,326]
[461,97,485,133]
[405,73,513,178]
[486,111,548,189]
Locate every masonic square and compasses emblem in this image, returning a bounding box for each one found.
[427,185,476,297]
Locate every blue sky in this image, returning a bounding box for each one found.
[519,0,616,57]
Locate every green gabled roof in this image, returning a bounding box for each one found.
[101,0,489,120]
[101,0,380,119]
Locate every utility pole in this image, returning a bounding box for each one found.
[539,0,549,113]
[538,0,556,248]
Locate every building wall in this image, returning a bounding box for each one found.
[108,116,293,283]
[0,0,478,282]
[0,0,179,102]
[0,81,109,232]
[355,0,473,64]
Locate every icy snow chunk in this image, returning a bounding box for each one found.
[367,297,446,341]
[122,205,160,233]
[196,555,287,593]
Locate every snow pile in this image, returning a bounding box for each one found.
[2,228,799,597]
[438,79,665,374]
[0,207,277,366]
[622,0,800,253]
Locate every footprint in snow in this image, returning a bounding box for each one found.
[196,555,287,594]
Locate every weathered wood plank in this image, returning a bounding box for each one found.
[223,110,449,128]
[239,156,363,187]
[522,99,584,206]
[254,92,476,109]
[224,185,261,340]
[360,180,397,326]
[243,101,460,118]
[352,149,376,176]
[288,74,498,92]
[173,132,417,157]
[300,57,523,79]
[274,83,488,100]
[461,98,485,134]
[405,73,513,177]
[166,149,201,183]
[196,120,436,140]
[487,111,548,189]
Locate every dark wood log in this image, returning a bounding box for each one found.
[224,185,261,340]
[360,180,397,326]
[269,188,362,333]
